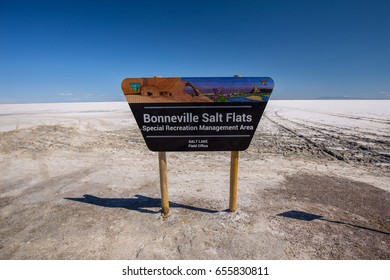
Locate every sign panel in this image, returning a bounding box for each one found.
[121,77,274,151]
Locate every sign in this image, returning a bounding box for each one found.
[121,77,274,151]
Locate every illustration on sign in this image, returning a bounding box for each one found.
[121,77,274,151]
[122,77,273,103]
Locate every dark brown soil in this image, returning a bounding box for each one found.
[263,174,390,259]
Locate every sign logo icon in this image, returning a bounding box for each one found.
[130,83,141,93]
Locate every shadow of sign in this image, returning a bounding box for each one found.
[277,210,323,221]
[64,194,219,214]
[277,210,389,235]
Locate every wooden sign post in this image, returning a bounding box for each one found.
[229,151,239,212]
[158,150,240,216]
[121,76,274,216]
[158,152,169,216]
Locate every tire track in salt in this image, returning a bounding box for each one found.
[273,111,390,162]
[284,108,390,125]
[263,112,345,161]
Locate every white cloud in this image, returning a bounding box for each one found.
[55,93,111,101]
[378,91,390,97]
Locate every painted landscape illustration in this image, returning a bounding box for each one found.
[121,77,274,103]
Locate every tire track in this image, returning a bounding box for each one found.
[263,110,390,166]
[273,111,390,162]
[280,116,390,142]
[283,108,390,125]
[263,113,345,161]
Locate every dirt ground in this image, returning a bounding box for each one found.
[0,101,389,259]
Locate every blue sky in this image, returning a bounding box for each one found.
[1,0,389,103]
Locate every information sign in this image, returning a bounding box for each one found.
[121,77,274,151]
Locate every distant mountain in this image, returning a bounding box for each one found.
[317,96,354,100]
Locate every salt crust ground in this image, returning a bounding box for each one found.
[0,101,389,259]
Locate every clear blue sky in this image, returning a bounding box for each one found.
[1,0,389,103]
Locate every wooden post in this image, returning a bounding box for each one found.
[158,151,169,217]
[229,151,239,212]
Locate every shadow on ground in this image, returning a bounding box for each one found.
[278,210,389,235]
[65,194,220,214]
